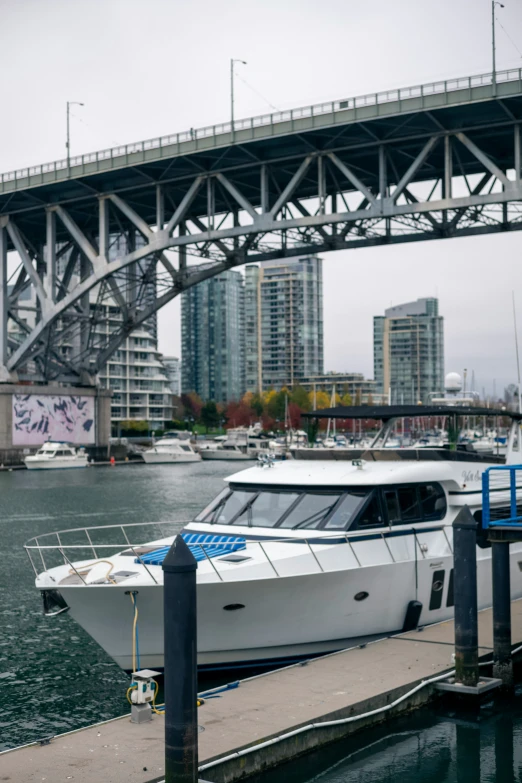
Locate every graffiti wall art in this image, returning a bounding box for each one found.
[12,394,96,446]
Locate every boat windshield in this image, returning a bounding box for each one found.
[195,488,370,530]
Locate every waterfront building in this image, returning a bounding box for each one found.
[181,271,245,403]
[373,297,444,404]
[94,316,172,430]
[296,372,386,404]
[245,256,324,392]
[162,356,181,397]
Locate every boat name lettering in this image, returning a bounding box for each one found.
[462,470,481,483]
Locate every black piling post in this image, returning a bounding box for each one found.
[492,540,513,688]
[453,506,479,687]
[162,535,198,783]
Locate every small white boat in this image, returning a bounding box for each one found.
[200,442,253,460]
[24,442,89,470]
[200,427,273,461]
[142,437,201,464]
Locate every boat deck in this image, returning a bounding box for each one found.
[3,599,522,783]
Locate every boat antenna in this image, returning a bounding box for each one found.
[513,291,522,413]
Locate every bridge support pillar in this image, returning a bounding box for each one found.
[0,383,111,466]
[492,540,513,689]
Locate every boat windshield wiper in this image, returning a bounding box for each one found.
[292,505,335,530]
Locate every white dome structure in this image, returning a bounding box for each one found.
[444,372,463,393]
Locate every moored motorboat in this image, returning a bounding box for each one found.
[142,437,201,464]
[24,441,89,470]
[25,405,522,671]
[200,442,253,460]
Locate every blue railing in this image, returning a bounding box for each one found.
[482,466,522,529]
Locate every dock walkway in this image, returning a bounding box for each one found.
[4,601,522,783]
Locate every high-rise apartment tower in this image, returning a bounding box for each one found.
[373,297,444,404]
[181,271,245,402]
[245,256,324,392]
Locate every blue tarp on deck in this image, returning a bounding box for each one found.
[136,532,247,565]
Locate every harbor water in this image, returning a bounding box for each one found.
[0,461,228,751]
[250,692,522,783]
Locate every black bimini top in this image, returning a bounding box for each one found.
[302,405,522,421]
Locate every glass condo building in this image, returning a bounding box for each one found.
[181,271,245,402]
[245,256,324,393]
[373,297,444,404]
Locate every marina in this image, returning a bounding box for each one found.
[2,1,522,778]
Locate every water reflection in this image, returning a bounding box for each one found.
[250,691,522,783]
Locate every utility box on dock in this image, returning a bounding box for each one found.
[130,669,160,724]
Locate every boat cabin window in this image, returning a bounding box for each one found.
[382,483,446,525]
[201,490,256,525]
[354,494,384,529]
[419,484,446,520]
[278,492,343,529]
[179,444,192,452]
[194,482,446,530]
[194,488,230,521]
[233,491,299,527]
[321,491,368,530]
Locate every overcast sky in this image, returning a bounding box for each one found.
[2,0,522,394]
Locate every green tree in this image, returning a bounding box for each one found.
[290,385,311,412]
[267,389,289,421]
[251,393,264,416]
[341,393,353,406]
[200,400,220,432]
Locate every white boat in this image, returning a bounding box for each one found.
[24,441,89,470]
[200,427,273,460]
[25,405,522,672]
[142,437,201,464]
[200,443,253,460]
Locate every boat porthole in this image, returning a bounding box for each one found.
[354,591,369,602]
[433,581,444,592]
[223,603,245,611]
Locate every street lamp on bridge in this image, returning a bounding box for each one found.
[230,58,247,139]
[492,0,505,91]
[66,100,84,176]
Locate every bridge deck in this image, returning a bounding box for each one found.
[2,69,522,212]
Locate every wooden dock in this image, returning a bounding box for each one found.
[3,600,522,783]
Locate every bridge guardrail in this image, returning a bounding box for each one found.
[482,465,522,529]
[2,68,522,188]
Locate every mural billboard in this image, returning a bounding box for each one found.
[12,394,96,446]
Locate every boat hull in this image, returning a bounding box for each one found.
[141,452,201,464]
[24,458,88,470]
[200,450,253,461]
[52,542,522,671]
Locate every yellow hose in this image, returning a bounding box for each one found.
[126,684,137,705]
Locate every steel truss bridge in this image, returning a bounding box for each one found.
[1,69,522,383]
